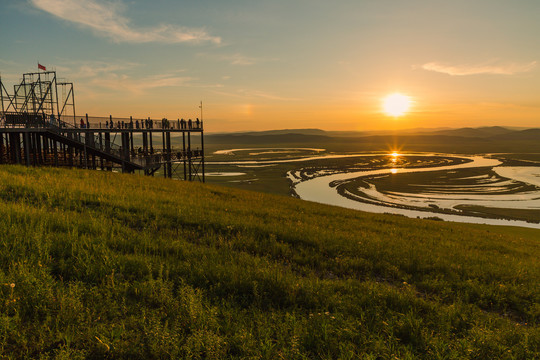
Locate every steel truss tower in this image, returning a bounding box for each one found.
[0,70,204,182]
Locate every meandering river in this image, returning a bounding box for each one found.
[210,149,540,229]
[293,155,540,229]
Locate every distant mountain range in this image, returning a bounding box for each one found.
[206,126,540,153]
[208,126,539,141]
[210,128,328,136]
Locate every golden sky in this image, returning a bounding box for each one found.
[1,0,539,132]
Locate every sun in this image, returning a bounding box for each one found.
[382,93,412,117]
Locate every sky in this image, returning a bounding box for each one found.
[1,0,540,132]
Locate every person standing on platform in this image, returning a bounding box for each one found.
[80,118,85,128]
[188,119,192,129]
[196,118,200,129]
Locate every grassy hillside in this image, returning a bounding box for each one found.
[0,165,538,359]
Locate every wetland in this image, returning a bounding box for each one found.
[204,144,540,228]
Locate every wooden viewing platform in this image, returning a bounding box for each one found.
[0,113,205,181]
[0,70,204,181]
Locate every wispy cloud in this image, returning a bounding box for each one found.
[30,0,221,44]
[225,54,258,66]
[45,60,221,94]
[197,53,279,66]
[62,61,141,78]
[420,60,537,76]
[212,88,301,101]
[91,73,196,94]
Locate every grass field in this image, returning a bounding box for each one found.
[0,165,539,359]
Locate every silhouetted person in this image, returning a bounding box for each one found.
[196,118,200,129]
[180,118,185,129]
[80,118,85,128]
[188,119,192,129]
[136,120,140,129]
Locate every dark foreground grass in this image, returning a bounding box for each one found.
[0,165,538,359]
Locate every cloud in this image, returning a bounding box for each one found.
[212,88,301,101]
[222,54,258,66]
[74,62,140,78]
[30,0,221,44]
[91,73,196,94]
[420,61,537,76]
[197,52,279,66]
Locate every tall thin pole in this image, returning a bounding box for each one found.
[199,101,205,182]
[0,74,4,114]
[199,101,203,128]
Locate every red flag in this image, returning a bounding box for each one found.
[38,63,46,71]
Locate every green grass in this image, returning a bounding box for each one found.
[0,165,538,359]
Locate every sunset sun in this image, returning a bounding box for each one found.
[382,93,412,117]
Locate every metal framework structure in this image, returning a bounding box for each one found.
[0,70,204,181]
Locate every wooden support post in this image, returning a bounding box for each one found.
[201,129,205,183]
[30,133,36,166]
[13,133,21,164]
[0,132,4,164]
[24,131,30,166]
[69,144,74,167]
[142,131,148,175]
[162,130,166,178]
[166,131,171,178]
[99,132,104,170]
[188,131,192,181]
[182,131,187,180]
[130,116,134,155]
[121,132,131,173]
[41,135,47,164]
[105,132,111,171]
[6,134,11,164]
[53,139,58,167]
[149,128,153,154]
[36,133,43,164]
[142,131,148,154]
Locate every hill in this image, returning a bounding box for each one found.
[209,126,523,138]
[0,165,538,358]
[490,128,540,141]
[220,128,329,136]
[207,132,332,144]
[206,126,540,153]
[425,126,516,138]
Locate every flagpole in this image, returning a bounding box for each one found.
[199,101,203,127]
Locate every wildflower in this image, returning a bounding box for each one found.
[10,283,15,288]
